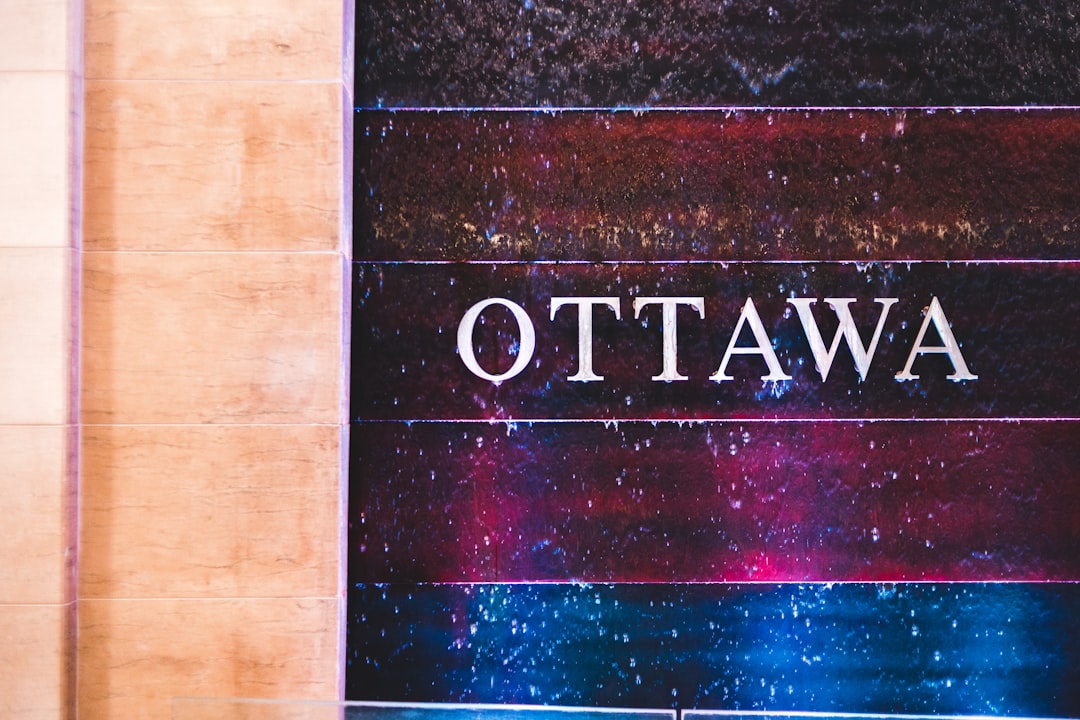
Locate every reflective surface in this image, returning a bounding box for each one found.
[351,421,1080,583]
[348,4,1080,714]
[348,583,1080,715]
[355,1,1080,107]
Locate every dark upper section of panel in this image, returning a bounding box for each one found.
[355,0,1080,108]
[355,110,1080,261]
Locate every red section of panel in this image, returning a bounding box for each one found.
[352,262,1080,421]
[350,420,1080,582]
[355,110,1080,261]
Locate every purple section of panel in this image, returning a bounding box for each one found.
[355,110,1080,261]
[349,421,1080,582]
[350,425,499,581]
[351,262,1079,421]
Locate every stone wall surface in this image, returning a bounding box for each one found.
[0,1,79,717]
[79,1,351,718]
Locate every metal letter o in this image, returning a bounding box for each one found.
[457,298,536,384]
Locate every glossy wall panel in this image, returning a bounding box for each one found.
[348,583,1080,715]
[353,261,1075,420]
[349,1,1080,715]
[348,109,1080,710]
[350,119,1080,711]
[355,110,1080,261]
[351,421,1080,583]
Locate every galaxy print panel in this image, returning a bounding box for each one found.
[350,421,1080,583]
[351,261,1079,421]
[347,583,1080,716]
[348,100,1080,710]
[355,1,1080,107]
[355,110,1080,262]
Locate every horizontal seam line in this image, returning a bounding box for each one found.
[350,580,1080,586]
[351,417,1080,423]
[351,259,1080,265]
[355,104,1080,112]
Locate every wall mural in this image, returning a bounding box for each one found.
[347,2,1080,716]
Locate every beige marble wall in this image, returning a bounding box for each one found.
[80,1,350,718]
[0,1,80,717]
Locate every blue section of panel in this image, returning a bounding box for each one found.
[347,583,1080,717]
[342,704,675,720]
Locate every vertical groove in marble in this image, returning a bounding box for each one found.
[67,3,84,715]
[0,0,81,718]
[336,10,355,701]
